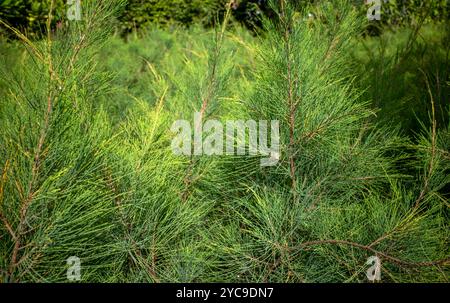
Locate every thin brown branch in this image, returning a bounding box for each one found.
[0,159,10,205]
[0,160,15,240]
[295,239,450,268]
[263,238,450,281]
[180,2,233,203]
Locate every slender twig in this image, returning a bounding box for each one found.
[264,238,450,281]
[8,1,56,281]
[294,239,450,268]
[0,160,15,240]
[180,1,233,202]
[413,69,437,209]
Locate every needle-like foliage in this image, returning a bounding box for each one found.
[0,0,448,283]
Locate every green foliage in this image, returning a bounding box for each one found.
[0,0,448,283]
[1,0,448,37]
[0,0,231,36]
[0,0,65,38]
[119,0,230,32]
[382,0,450,26]
[0,0,128,282]
[351,22,449,134]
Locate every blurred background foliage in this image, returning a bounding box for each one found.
[0,0,65,36]
[0,0,449,135]
[0,0,448,37]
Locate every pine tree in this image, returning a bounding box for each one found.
[0,0,128,282]
[0,0,448,283]
[205,0,449,282]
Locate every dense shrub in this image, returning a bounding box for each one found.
[0,0,448,282]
